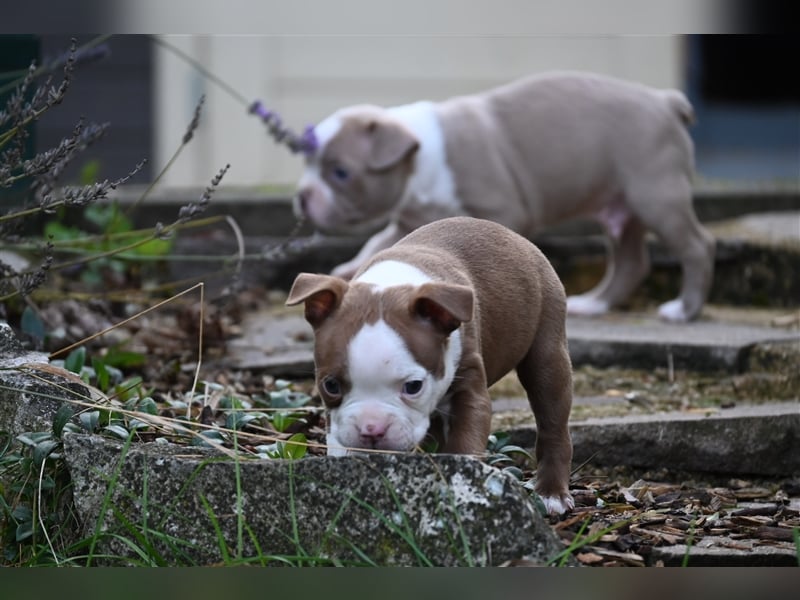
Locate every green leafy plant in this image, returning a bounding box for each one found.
[486,430,534,481]
[0,403,78,565]
[254,433,309,460]
[51,346,152,442]
[44,200,173,288]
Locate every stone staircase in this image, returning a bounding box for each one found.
[110,182,800,308]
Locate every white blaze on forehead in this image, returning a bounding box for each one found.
[314,105,390,153]
[347,320,426,391]
[355,260,432,291]
[311,113,343,153]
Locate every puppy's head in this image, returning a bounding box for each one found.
[286,271,473,455]
[294,106,420,234]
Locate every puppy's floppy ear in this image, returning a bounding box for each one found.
[286,273,349,328]
[365,119,420,172]
[411,282,474,335]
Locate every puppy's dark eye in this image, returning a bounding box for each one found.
[322,377,342,397]
[332,166,349,181]
[402,380,423,396]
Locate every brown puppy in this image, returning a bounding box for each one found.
[287,216,574,514]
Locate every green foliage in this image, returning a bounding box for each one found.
[0,416,75,565]
[254,433,309,460]
[79,159,101,186]
[266,379,313,408]
[63,345,86,375]
[43,200,173,288]
[485,431,534,481]
[20,306,45,342]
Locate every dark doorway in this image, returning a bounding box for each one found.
[686,35,800,181]
[36,35,154,185]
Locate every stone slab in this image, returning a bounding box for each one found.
[222,310,316,377]
[112,187,800,304]
[0,322,89,435]
[221,309,800,376]
[108,183,800,236]
[565,313,800,371]
[509,401,800,477]
[707,211,800,248]
[62,434,566,566]
[650,541,799,567]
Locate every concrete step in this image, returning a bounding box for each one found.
[163,210,800,309]
[109,182,800,237]
[508,401,800,478]
[217,304,800,376]
[104,185,800,307]
[565,311,799,371]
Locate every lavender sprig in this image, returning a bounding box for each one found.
[6,120,109,188]
[58,159,147,209]
[249,100,318,156]
[183,94,205,144]
[177,163,230,224]
[0,242,53,298]
[43,41,111,73]
[0,38,76,140]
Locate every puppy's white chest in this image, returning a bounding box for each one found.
[387,102,460,211]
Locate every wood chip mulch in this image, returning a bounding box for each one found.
[552,475,800,566]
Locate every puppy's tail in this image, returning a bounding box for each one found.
[662,89,696,127]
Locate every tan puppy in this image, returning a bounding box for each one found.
[286,216,574,515]
[295,71,715,322]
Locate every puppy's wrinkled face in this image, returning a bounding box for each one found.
[313,283,462,455]
[322,318,459,455]
[294,106,419,234]
[286,263,474,456]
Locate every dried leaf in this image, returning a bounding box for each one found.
[576,552,604,565]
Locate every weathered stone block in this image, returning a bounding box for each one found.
[0,322,87,436]
[62,433,566,566]
[511,402,800,477]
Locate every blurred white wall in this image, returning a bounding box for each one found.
[153,35,686,188]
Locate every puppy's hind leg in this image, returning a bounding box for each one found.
[516,311,574,515]
[632,182,715,322]
[655,215,715,322]
[566,213,650,316]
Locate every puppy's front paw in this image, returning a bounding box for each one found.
[539,492,575,517]
[658,299,690,323]
[325,434,348,457]
[566,295,609,316]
